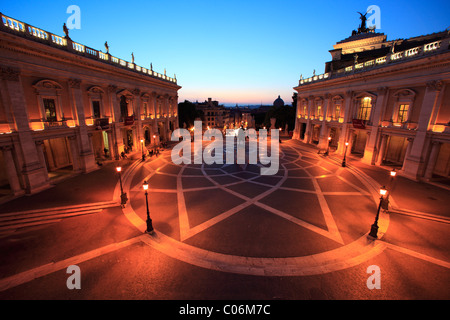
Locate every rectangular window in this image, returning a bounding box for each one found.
[397,104,409,123]
[357,97,372,121]
[43,98,57,122]
[92,100,101,119]
[143,102,148,117]
[317,105,322,117]
[303,105,307,116]
[335,104,341,120]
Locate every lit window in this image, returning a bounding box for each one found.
[43,98,57,122]
[143,102,148,117]
[335,104,341,120]
[357,97,372,121]
[397,104,409,123]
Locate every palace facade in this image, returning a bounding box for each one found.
[0,13,181,196]
[293,24,450,182]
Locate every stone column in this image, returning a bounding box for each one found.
[303,96,313,144]
[0,66,49,194]
[34,140,49,181]
[67,135,81,173]
[68,79,96,173]
[164,95,170,141]
[152,93,159,139]
[318,94,331,149]
[108,85,122,159]
[174,95,180,130]
[133,89,142,151]
[151,92,157,117]
[338,91,353,155]
[376,134,388,166]
[106,130,115,160]
[294,118,302,140]
[424,141,442,180]
[0,145,23,195]
[403,81,442,179]
[401,138,414,171]
[363,87,388,165]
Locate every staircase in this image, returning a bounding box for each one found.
[0,201,119,233]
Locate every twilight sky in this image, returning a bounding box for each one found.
[1,0,449,106]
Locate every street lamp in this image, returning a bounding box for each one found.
[384,169,397,210]
[116,166,128,206]
[368,186,387,239]
[342,142,349,167]
[153,134,157,153]
[143,180,154,234]
[324,136,332,156]
[141,139,145,161]
[390,168,397,179]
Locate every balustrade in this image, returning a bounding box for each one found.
[0,12,178,84]
[51,34,66,46]
[298,37,447,86]
[424,41,441,51]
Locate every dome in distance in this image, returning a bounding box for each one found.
[273,95,285,108]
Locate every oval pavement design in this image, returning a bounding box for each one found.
[117,140,391,276]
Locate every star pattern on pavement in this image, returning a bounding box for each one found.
[129,140,376,246]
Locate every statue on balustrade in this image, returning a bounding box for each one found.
[63,23,71,39]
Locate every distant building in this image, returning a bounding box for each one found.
[0,13,180,195]
[273,95,285,108]
[293,17,450,181]
[193,98,235,130]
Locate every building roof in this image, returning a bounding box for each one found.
[273,95,285,107]
[296,27,450,88]
[0,12,178,86]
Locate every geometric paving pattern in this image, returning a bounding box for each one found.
[121,139,391,276]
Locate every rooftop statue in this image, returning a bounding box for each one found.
[357,11,368,33]
[104,41,109,53]
[63,23,70,39]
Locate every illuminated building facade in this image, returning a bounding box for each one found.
[194,98,231,130]
[0,13,181,196]
[293,27,450,181]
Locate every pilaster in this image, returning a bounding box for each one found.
[402,81,442,180]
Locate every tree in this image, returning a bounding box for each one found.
[263,105,295,131]
[178,100,202,128]
[292,92,298,112]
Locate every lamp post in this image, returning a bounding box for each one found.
[384,169,397,210]
[143,180,154,234]
[141,139,145,161]
[324,136,331,156]
[153,134,157,153]
[369,186,387,239]
[116,166,128,206]
[342,142,349,167]
[390,168,397,182]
